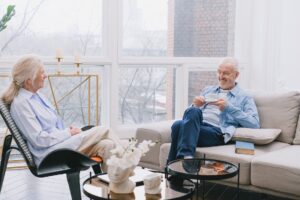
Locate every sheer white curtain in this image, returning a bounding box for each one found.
[278,1,300,91]
[235,0,300,92]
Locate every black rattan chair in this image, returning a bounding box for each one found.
[0,99,99,200]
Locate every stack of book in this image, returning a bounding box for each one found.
[235,141,255,155]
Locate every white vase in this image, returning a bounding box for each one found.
[107,164,136,194]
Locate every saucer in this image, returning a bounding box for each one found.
[205,98,218,103]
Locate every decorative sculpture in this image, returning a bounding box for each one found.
[106,139,155,194]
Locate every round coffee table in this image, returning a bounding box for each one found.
[166,157,240,200]
[83,170,195,200]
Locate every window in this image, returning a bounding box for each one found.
[0,0,104,127]
[119,65,176,124]
[0,0,237,130]
[43,65,104,127]
[122,0,235,57]
[122,0,168,56]
[0,0,103,56]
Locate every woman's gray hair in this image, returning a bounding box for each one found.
[219,57,239,71]
[1,54,44,104]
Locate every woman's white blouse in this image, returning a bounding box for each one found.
[10,88,83,165]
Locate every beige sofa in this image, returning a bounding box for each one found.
[136,91,300,199]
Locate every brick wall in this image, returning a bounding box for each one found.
[172,0,235,57]
[188,71,219,104]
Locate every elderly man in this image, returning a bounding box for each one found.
[167,57,260,163]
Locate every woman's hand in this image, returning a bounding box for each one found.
[69,126,81,136]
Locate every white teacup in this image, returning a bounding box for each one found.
[205,93,219,102]
[143,173,162,194]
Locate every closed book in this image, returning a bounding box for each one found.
[235,141,255,155]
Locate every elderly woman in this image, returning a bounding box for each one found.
[1,54,120,171]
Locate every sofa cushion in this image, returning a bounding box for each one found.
[136,120,174,170]
[232,128,281,145]
[251,145,300,196]
[160,142,290,185]
[253,91,300,144]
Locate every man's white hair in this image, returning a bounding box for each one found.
[219,57,239,71]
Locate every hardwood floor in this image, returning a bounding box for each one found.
[0,168,294,200]
[0,168,91,200]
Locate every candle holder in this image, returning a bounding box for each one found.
[75,62,82,75]
[56,57,63,75]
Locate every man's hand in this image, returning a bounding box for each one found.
[69,126,81,136]
[193,96,206,107]
[209,99,227,111]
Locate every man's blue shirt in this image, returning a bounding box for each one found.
[199,84,260,143]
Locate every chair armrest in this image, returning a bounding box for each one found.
[136,120,174,143]
[38,148,97,175]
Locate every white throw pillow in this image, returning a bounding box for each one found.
[231,128,281,145]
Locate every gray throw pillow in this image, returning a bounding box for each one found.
[231,128,281,145]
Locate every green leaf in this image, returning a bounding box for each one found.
[0,4,16,32]
[6,5,16,19]
[0,24,7,32]
[7,5,15,13]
